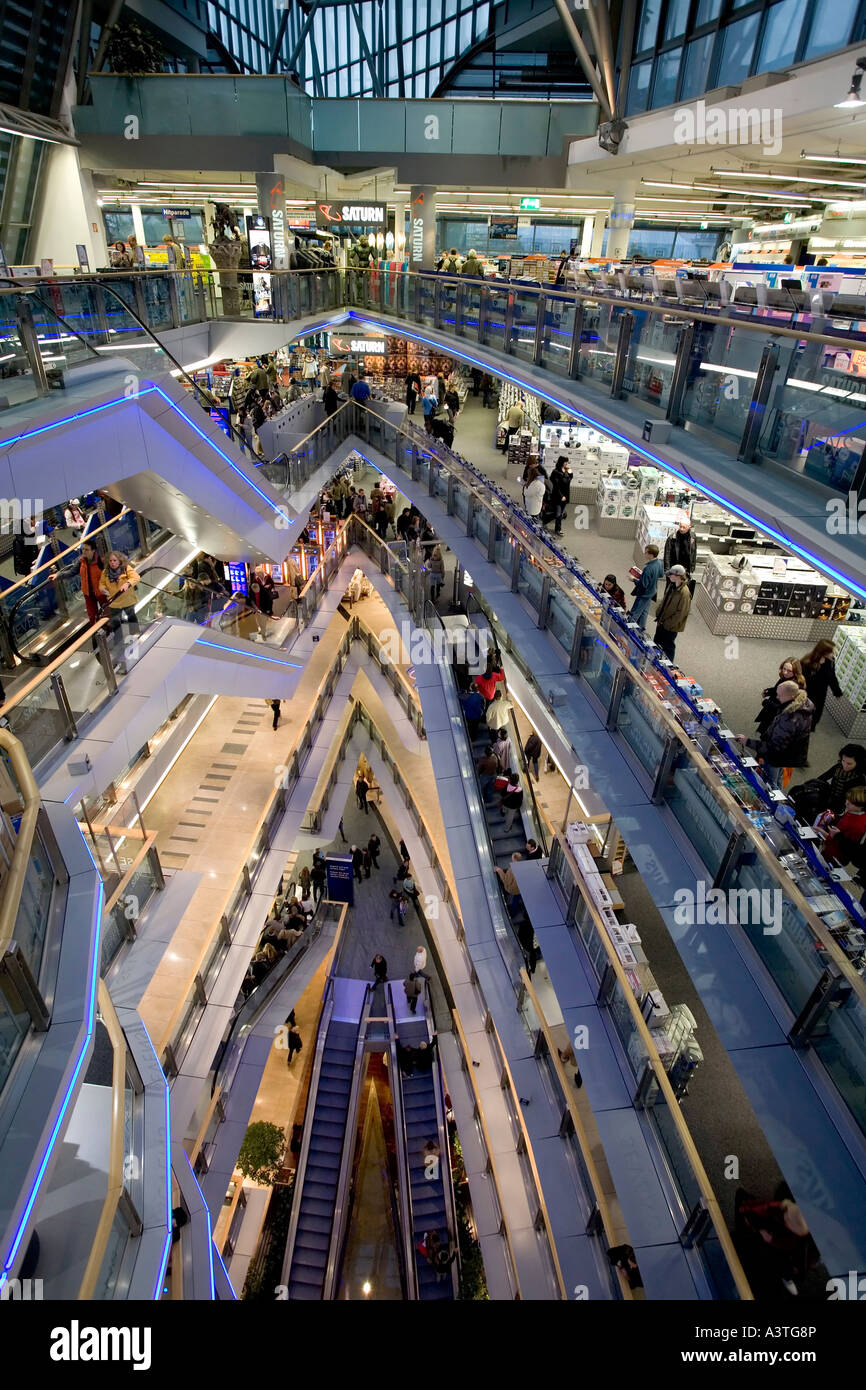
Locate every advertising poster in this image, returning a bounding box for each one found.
[246,214,273,317]
[489,216,519,240]
[326,854,354,906]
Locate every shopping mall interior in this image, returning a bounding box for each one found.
[3,0,866,1333]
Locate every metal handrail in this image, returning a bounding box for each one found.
[385,983,420,1300]
[0,728,45,955]
[76,980,131,1299]
[424,982,461,1299]
[322,984,374,1300]
[553,831,754,1299]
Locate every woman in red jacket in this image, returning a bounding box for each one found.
[474,662,504,704]
[820,786,866,864]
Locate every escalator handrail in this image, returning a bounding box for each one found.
[504,707,549,858]
[0,506,140,610]
[211,898,341,1098]
[281,975,338,1289]
[424,981,461,1298]
[322,983,375,1300]
[384,982,421,1300]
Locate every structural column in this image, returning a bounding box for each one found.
[605,202,635,260]
[408,186,437,270]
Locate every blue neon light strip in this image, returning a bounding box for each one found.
[213,1242,237,1299]
[1,879,104,1285]
[135,1025,173,1301]
[195,637,303,668]
[0,388,158,450]
[183,1153,218,1302]
[347,311,866,604]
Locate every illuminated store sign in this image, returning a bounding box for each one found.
[316,203,387,228]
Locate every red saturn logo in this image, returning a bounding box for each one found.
[413,192,425,206]
[318,204,341,222]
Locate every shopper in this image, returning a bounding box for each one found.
[554,250,569,286]
[460,685,485,739]
[549,457,572,535]
[370,954,388,986]
[428,544,445,602]
[663,518,697,578]
[352,845,364,881]
[475,661,505,706]
[517,917,538,974]
[367,833,381,869]
[525,839,544,860]
[351,372,371,404]
[653,565,691,662]
[444,386,460,419]
[494,851,523,909]
[413,944,428,978]
[323,382,339,416]
[286,1024,303,1066]
[790,745,866,821]
[491,726,514,773]
[739,681,815,790]
[389,888,407,924]
[99,551,140,661]
[64,499,86,536]
[356,775,370,813]
[269,698,281,731]
[499,771,524,833]
[79,540,104,626]
[524,731,543,782]
[311,859,326,904]
[602,574,626,609]
[470,367,482,396]
[414,1035,438,1072]
[404,971,423,1013]
[250,578,274,618]
[477,744,500,801]
[800,640,842,729]
[755,657,805,737]
[486,685,513,731]
[818,787,866,873]
[247,359,269,393]
[405,369,422,414]
[422,386,438,432]
[319,360,332,390]
[481,374,495,408]
[628,545,663,632]
[461,249,483,277]
[523,470,546,518]
[501,397,525,453]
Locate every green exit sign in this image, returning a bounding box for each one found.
[520,197,541,210]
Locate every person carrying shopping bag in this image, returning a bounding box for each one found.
[99,550,140,670]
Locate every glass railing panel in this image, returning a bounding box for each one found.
[576,628,617,709]
[810,990,866,1139]
[414,274,436,327]
[30,298,95,375]
[699,1236,743,1302]
[648,1090,702,1212]
[46,280,102,342]
[460,283,482,341]
[679,321,765,448]
[123,1053,146,1217]
[3,677,74,769]
[13,821,55,982]
[3,562,83,663]
[94,1203,133,1300]
[452,479,470,523]
[493,525,515,575]
[438,279,458,332]
[617,678,666,781]
[0,980,30,1095]
[725,851,817,1018]
[547,585,578,654]
[577,304,614,389]
[516,551,544,612]
[540,293,574,377]
[0,297,38,410]
[482,283,509,350]
[471,503,490,548]
[659,744,737,877]
[607,977,649,1080]
[624,315,681,415]
[104,511,142,558]
[758,345,866,494]
[137,274,174,331]
[509,290,541,363]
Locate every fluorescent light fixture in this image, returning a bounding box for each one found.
[640,179,810,202]
[709,169,866,190]
[95,343,164,352]
[801,152,866,165]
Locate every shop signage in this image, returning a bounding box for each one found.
[326,854,354,906]
[520,197,541,210]
[409,186,436,270]
[316,202,387,228]
[331,336,385,353]
[489,216,519,239]
[162,207,192,219]
[256,173,289,270]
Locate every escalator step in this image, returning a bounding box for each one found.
[294,1229,331,1254]
[300,1197,336,1220]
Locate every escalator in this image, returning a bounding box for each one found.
[283,979,371,1300]
[387,983,459,1301]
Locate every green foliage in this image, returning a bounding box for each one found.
[242,1178,295,1301]
[236,1121,286,1185]
[104,17,168,75]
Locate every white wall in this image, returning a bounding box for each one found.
[30,145,108,270]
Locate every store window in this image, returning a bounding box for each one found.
[696,0,722,22]
[628,60,653,114]
[803,0,859,57]
[680,32,715,100]
[652,48,681,107]
[672,228,722,260]
[102,209,135,246]
[755,0,808,71]
[717,12,761,83]
[664,0,691,40]
[637,0,662,51]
